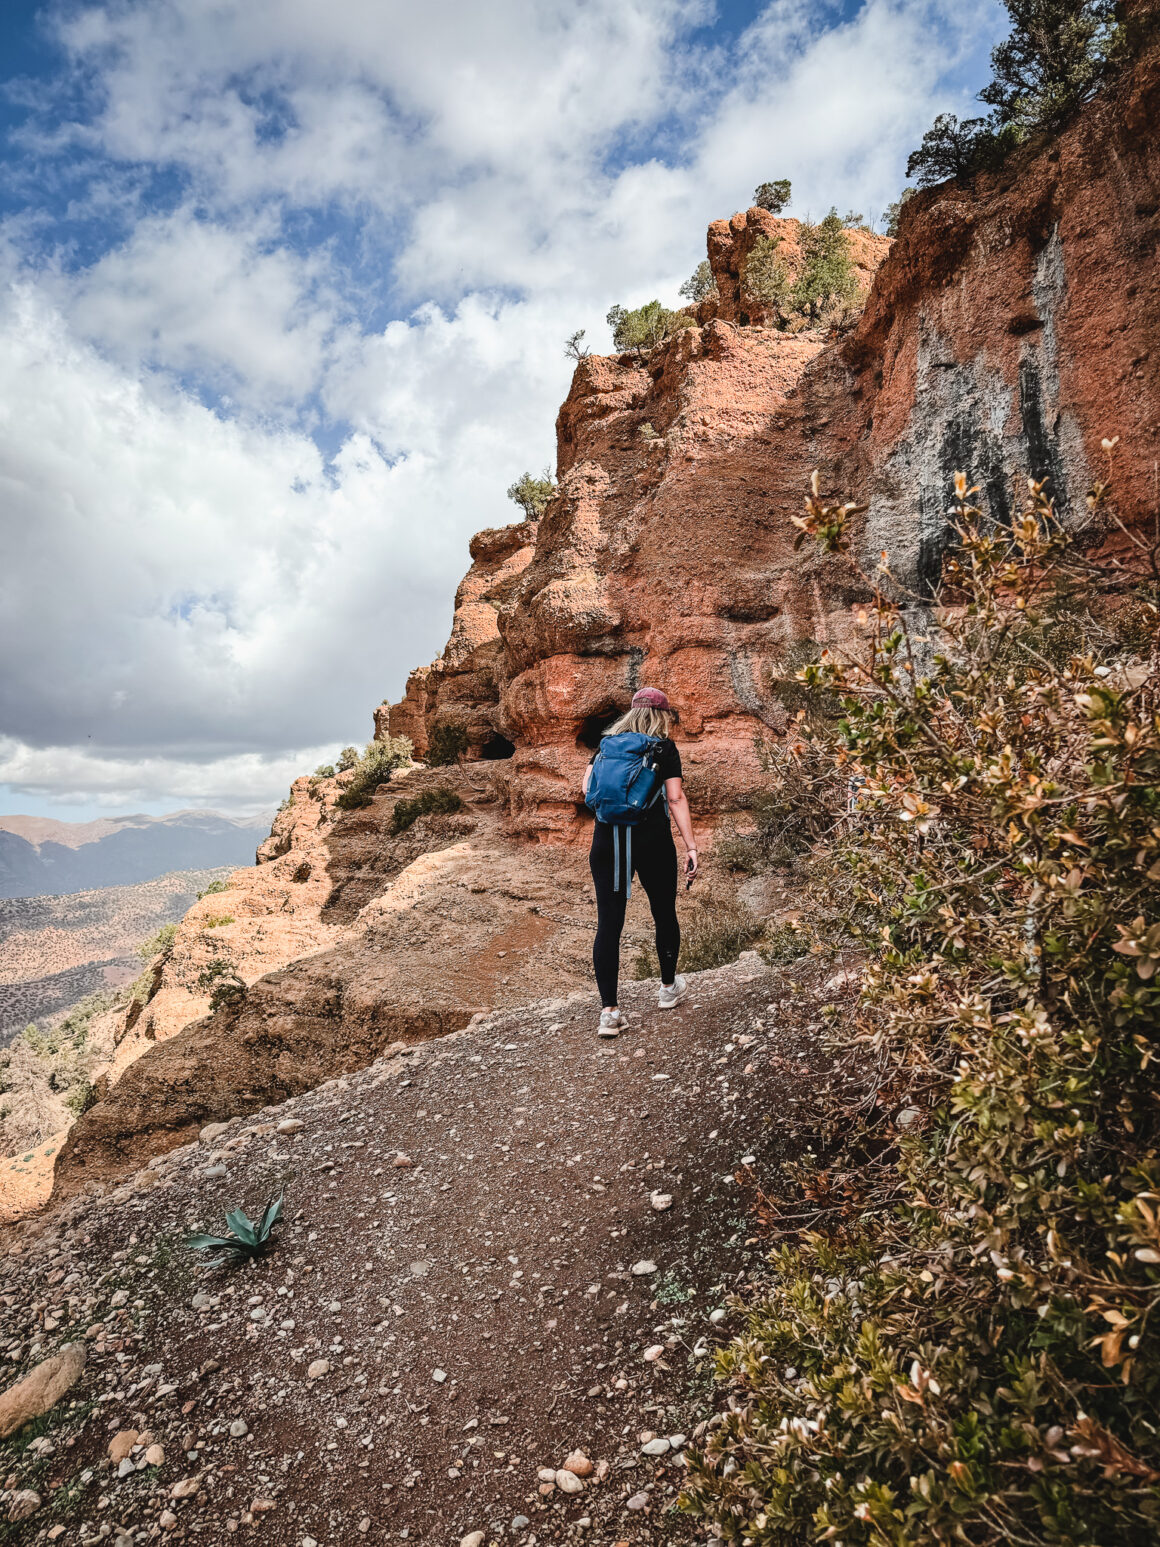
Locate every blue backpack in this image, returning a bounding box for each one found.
[585,733,666,896]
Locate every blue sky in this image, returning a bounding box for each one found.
[0,0,1004,820]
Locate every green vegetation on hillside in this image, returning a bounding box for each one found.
[333,737,413,810]
[908,0,1132,186]
[605,299,695,356]
[683,455,1160,1542]
[389,785,464,836]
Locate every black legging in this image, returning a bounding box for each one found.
[590,819,680,1006]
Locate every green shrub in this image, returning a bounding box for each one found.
[606,300,694,356]
[506,471,556,521]
[137,922,177,962]
[197,879,229,899]
[682,458,1160,1544]
[312,763,336,779]
[203,915,234,929]
[790,209,858,322]
[564,328,590,361]
[195,957,245,1013]
[679,259,717,304]
[336,745,360,772]
[753,178,791,213]
[64,1081,95,1117]
[743,233,792,315]
[389,785,464,836]
[334,736,413,810]
[908,0,1129,187]
[425,721,469,767]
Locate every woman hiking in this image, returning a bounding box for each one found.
[582,687,699,1037]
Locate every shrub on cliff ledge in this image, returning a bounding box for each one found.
[334,736,413,810]
[389,785,464,836]
[606,300,694,357]
[908,0,1129,186]
[506,471,556,521]
[425,721,469,767]
[683,458,1160,1543]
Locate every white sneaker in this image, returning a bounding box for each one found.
[598,1009,625,1038]
[657,975,688,1010]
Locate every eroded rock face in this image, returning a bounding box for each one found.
[384,519,538,760]
[397,47,1160,838]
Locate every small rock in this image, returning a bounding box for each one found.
[641,1437,670,1456]
[432,1368,447,1383]
[277,1118,304,1134]
[460,1534,486,1547]
[649,1192,673,1211]
[536,1466,556,1483]
[307,1359,330,1380]
[109,1289,130,1308]
[191,1292,212,1310]
[171,1476,199,1499]
[117,1457,135,1478]
[358,1519,371,1534]
[555,1468,584,1494]
[229,1418,248,1438]
[631,1259,657,1276]
[0,1343,86,1440]
[897,1107,921,1129]
[145,1444,165,1467]
[7,1489,41,1521]
[199,1121,230,1143]
[562,1449,593,1477]
[108,1429,139,1463]
[626,1491,650,1510]
[669,1433,687,1448]
[709,1308,727,1325]
[159,1510,178,1530]
[302,1538,319,1547]
[642,1345,664,1363]
[511,1517,530,1531]
[394,1152,414,1168]
[202,1164,228,1180]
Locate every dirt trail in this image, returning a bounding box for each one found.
[0,952,846,1546]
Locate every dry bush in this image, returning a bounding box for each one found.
[683,455,1160,1544]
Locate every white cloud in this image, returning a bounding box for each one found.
[0,0,1005,812]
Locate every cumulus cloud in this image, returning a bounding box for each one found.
[0,0,1005,814]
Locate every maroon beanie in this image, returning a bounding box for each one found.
[631,687,670,710]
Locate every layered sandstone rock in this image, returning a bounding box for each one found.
[48,764,601,1202]
[396,43,1160,838]
[384,519,537,759]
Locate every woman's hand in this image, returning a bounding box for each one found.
[684,847,699,883]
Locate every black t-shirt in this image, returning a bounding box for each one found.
[589,736,682,825]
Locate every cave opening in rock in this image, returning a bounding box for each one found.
[479,734,516,761]
[577,711,620,750]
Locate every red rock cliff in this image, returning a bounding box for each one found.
[390,41,1160,839]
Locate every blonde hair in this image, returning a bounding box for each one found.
[606,705,674,740]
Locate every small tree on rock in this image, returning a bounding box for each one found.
[506,471,556,521]
[605,300,691,357]
[753,178,791,213]
[678,260,717,304]
[791,210,858,321]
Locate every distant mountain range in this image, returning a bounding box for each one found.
[0,810,270,899]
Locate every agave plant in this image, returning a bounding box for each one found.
[185,1195,283,1266]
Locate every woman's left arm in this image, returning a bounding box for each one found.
[665,778,699,877]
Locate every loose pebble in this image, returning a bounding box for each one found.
[631,1259,657,1276]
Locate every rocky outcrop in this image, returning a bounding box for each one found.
[395,42,1160,838]
[384,519,537,759]
[48,763,602,1203]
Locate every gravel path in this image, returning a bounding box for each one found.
[0,952,841,1547]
